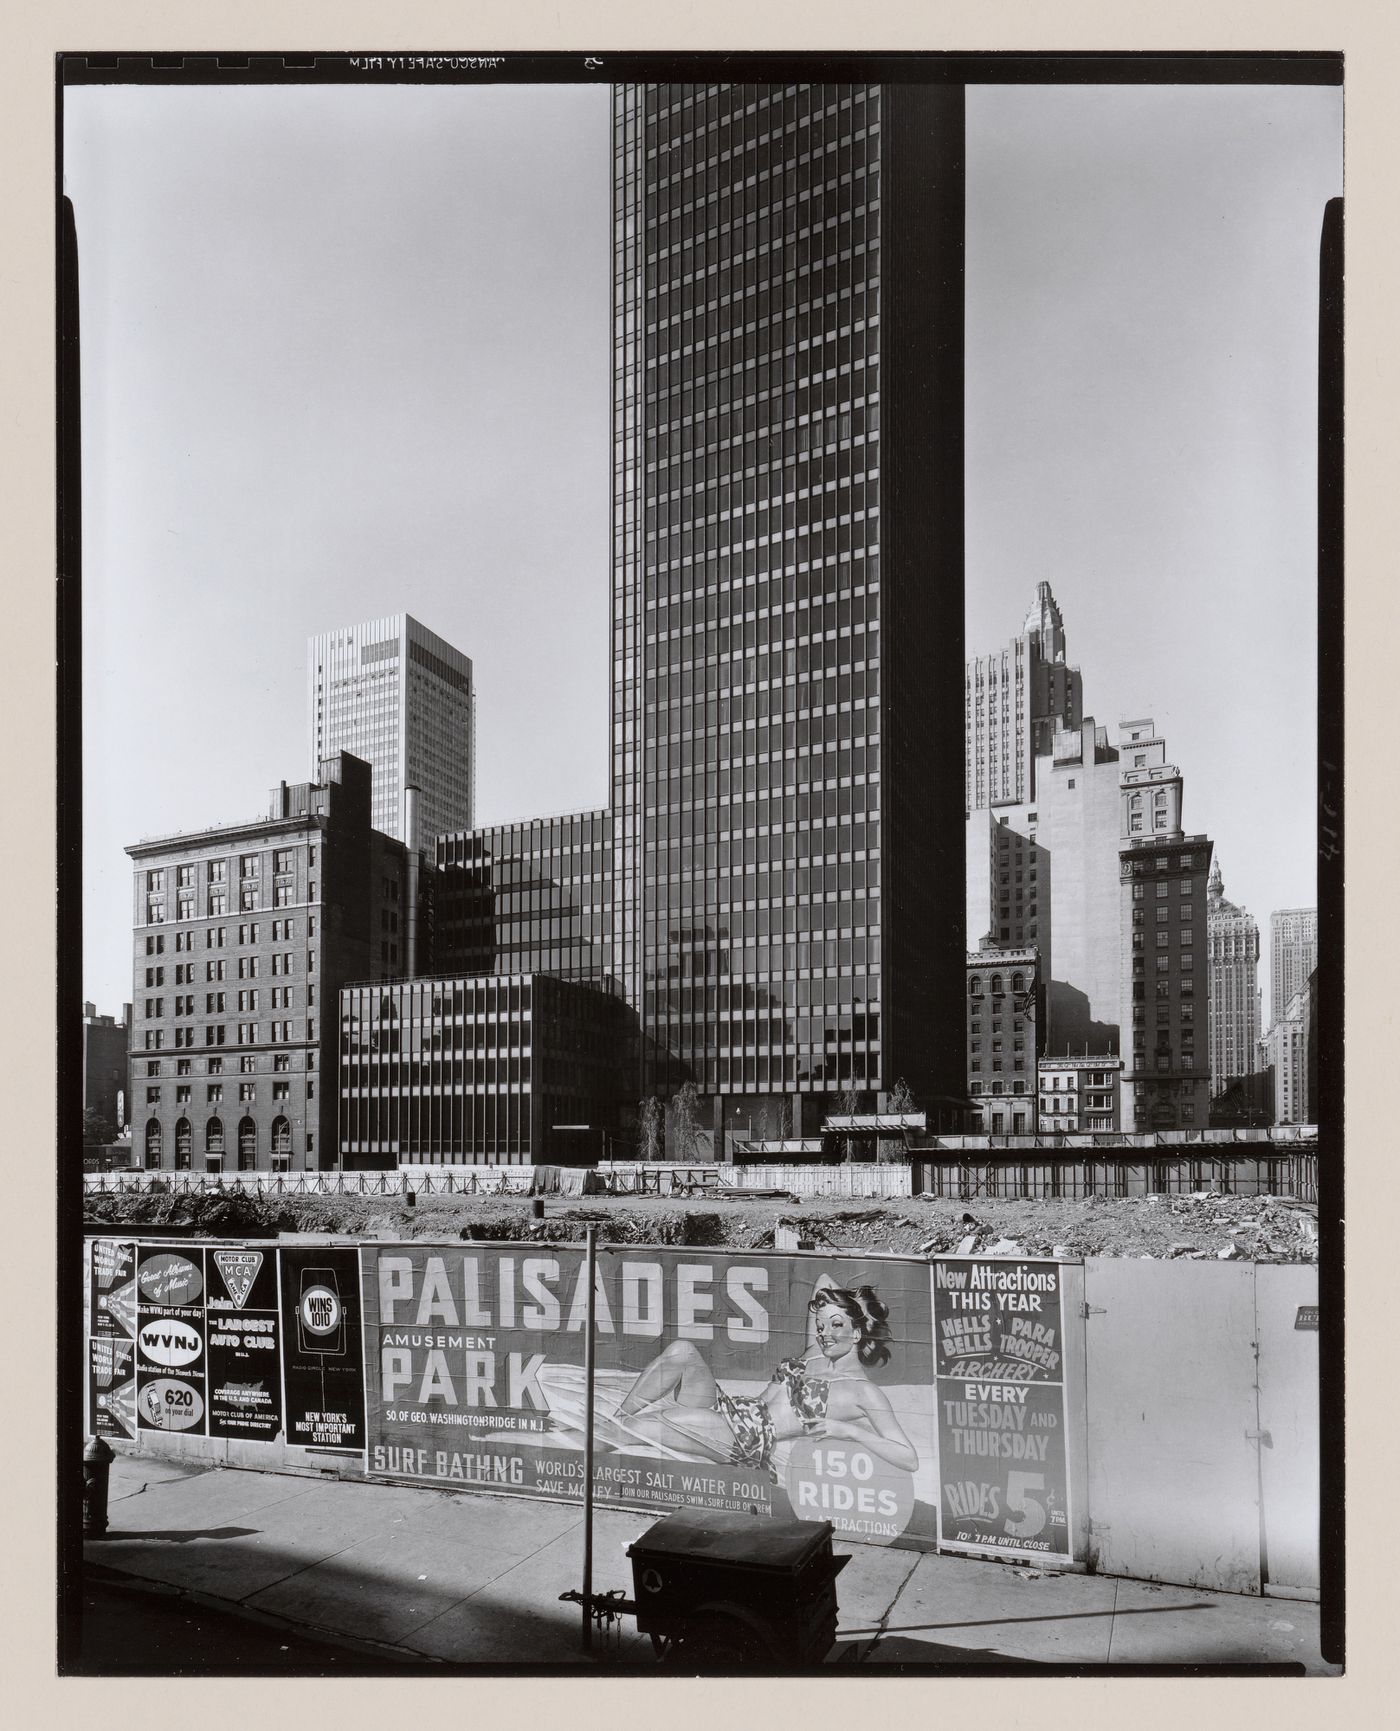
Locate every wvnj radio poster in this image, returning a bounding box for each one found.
[133,1245,210,1437]
[206,1248,282,1441]
[361,1242,941,1549]
[278,1245,368,1454]
[932,1257,1072,1562]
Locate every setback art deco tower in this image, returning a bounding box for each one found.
[610,81,966,1146]
[1269,906,1317,1031]
[965,580,1083,815]
[1206,859,1261,1094]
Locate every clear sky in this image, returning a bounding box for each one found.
[67,79,1341,1022]
[967,84,1341,1022]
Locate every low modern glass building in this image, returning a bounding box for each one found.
[338,972,627,1164]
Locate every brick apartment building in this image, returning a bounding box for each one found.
[126,753,413,1171]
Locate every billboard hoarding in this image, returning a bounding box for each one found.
[90,1239,136,1340]
[932,1257,1072,1561]
[279,1245,367,1454]
[89,1336,137,1439]
[207,1248,282,1441]
[361,1245,939,1547]
[134,1245,208,1436]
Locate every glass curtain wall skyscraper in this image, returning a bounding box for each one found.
[308,613,475,846]
[611,81,966,1143]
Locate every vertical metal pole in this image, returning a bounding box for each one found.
[581,1221,598,1653]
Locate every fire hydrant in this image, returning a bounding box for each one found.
[83,1436,115,1538]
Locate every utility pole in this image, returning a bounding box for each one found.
[580,1221,598,1653]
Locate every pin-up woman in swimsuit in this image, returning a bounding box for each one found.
[609,1271,918,1480]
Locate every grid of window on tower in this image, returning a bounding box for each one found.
[1124,847,1208,1126]
[310,622,473,844]
[967,968,1033,1090]
[434,814,613,984]
[994,824,1038,943]
[338,974,623,1164]
[621,82,889,1097]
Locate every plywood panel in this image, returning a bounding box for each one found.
[1083,1258,1260,1593]
[1255,1263,1320,1594]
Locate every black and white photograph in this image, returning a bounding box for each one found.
[55,49,1343,1679]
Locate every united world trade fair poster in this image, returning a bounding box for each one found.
[88,1238,137,1440]
[362,1244,940,1547]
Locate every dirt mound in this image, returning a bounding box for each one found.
[83,1187,1318,1262]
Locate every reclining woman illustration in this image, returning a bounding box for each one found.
[603,1271,918,1480]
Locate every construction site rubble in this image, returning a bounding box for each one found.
[84,1186,1320,1262]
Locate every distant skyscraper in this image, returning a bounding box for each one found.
[308,613,474,845]
[1263,990,1308,1126]
[965,584,1121,1055]
[968,711,1172,1059]
[965,581,1082,813]
[1206,859,1260,1095]
[1025,718,1127,1053]
[1119,748,1213,1132]
[1269,907,1317,1029]
[611,81,967,1142]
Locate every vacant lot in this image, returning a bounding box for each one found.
[84,1186,1318,1262]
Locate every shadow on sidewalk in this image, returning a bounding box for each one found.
[860,1636,1042,1667]
[844,1601,1216,1639]
[72,1568,438,1675]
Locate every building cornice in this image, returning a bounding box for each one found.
[126,812,331,859]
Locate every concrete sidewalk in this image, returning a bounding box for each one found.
[83,1454,1334,1672]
